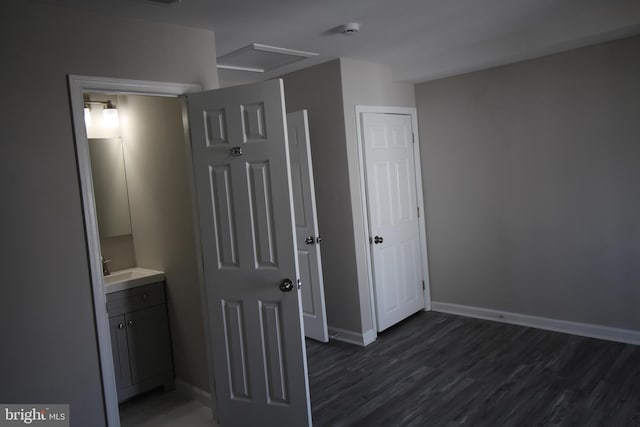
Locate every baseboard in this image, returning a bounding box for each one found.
[328,326,377,346]
[174,379,214,409]
[431,301,640,346]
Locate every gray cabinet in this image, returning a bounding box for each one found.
[109,315,131,391]
[107,281,174,402]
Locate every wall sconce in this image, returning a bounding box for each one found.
[83,98,119,129]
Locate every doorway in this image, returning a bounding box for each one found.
[69,76,214,427]
[70,76,329,427]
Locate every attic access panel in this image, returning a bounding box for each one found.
[216,43,318,73]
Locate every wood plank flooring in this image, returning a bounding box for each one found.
[306,311,640,426]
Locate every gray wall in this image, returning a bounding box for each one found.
[121,94,209,392]
[281,58,417,337]
[0,2,217,425]
[339,58,417,335]
[416,35,640,329]
[280,60,362,333]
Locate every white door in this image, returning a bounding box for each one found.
[362,112,425,331]
[187,80,311,426]
[287,110,329,343]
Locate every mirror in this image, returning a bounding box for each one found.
[88,137,132,238]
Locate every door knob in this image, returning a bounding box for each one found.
[374,236,384,244]
[279,278,294,292]
[127,320,134,327]
[305,236,315,245]
[118,323,125,329]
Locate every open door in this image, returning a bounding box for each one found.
[187,80,311,426]
[287,110,329,343]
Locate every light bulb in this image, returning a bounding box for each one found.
[102,101,119,128]
[84,106,92,127]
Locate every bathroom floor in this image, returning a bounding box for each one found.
[119,389,215,427]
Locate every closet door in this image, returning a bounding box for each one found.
[362,112,425,331]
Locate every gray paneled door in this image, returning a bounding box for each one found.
[187,80,311,426]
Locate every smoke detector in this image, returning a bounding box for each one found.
[339,22,360,35]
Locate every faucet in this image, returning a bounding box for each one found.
[101,256,112,276]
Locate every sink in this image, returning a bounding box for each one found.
[103,267,165,294]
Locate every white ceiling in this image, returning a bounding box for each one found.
[31,0,640,84]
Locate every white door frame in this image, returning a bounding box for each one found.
[355,105,432,333]
[67,75,209,427]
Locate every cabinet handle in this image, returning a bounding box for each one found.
[127,320,134,327]
[118,323,125,329]
[141,293,149,302]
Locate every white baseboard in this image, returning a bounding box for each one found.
[328,326,377,346]
[431,301,640,346]
[362,328,377,346]
[174,379,214,409]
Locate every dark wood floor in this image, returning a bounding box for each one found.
[306,311,640,427]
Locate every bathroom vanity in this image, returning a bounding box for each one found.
[104,268,174,402]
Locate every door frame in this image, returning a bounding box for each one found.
[67,75,209,427]
[355,105,432,332]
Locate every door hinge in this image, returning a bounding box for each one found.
[412,132,415,144]
[417,206,420,218]
[421,280,425,290]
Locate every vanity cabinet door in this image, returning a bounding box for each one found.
[109,314,132,390]
[125,305,173,384]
